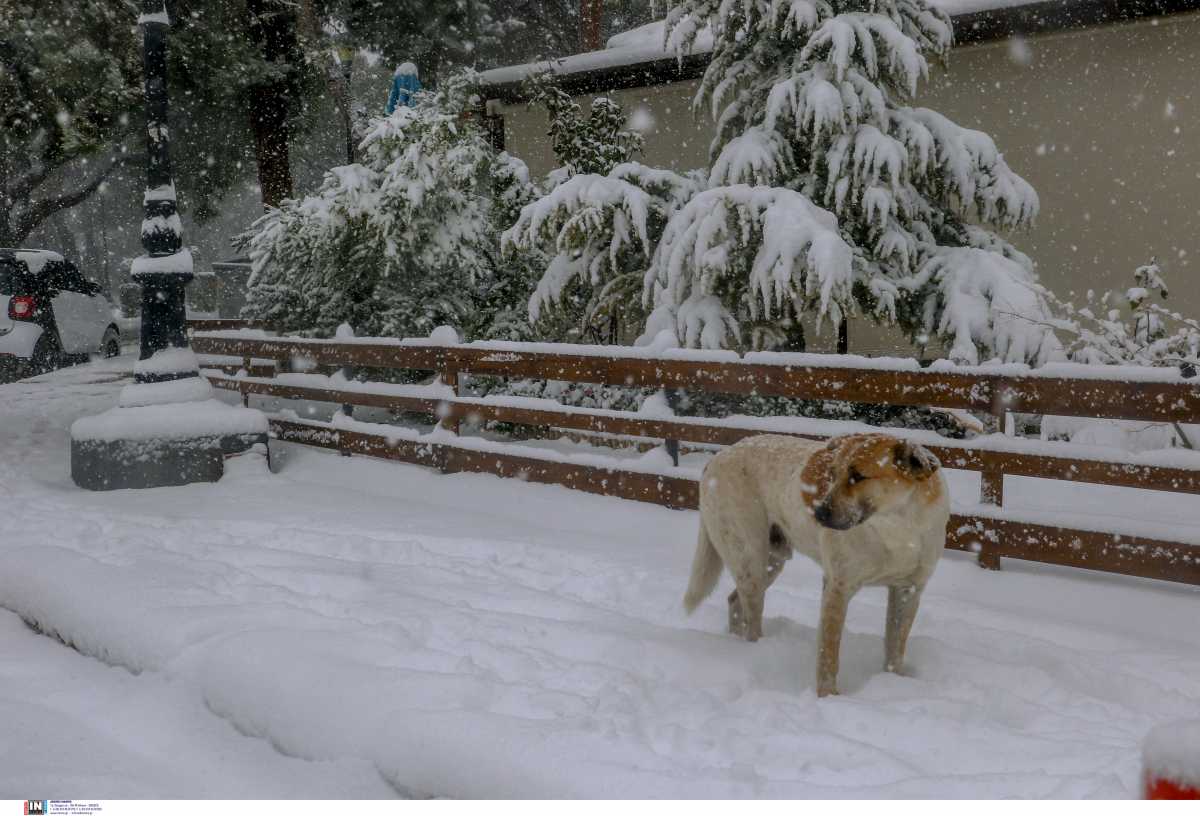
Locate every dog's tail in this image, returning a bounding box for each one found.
[683,524,723,614]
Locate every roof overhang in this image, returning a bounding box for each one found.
[480,0,1200,103]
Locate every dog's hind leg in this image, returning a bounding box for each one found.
[766,524,791,589]
[726,588,744,637]
[884,584,922,674]
[727,528,788,639]
[731,564,768,642]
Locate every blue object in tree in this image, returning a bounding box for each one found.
[387,63,421,113]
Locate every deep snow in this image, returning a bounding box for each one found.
[2,356,1199,798]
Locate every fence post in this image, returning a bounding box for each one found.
[333,324,356,455]
[977,406,1007,570]
[440,353,461,435]
[664,388,683,466]
[338,363,354,457]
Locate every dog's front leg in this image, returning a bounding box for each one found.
[885,584,922,674]
[817,581,852,697]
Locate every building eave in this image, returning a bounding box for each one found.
[480,0,1200,104]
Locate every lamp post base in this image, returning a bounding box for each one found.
[69,358,269,491]
[70,431,267,491]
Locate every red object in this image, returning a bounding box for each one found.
[8,294,35,320]
[1145,774,1200,799]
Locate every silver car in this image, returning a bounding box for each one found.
[0,249,121,379]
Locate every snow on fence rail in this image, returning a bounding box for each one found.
[188,319,1200,586]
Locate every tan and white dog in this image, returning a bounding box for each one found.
[683,433,950,697]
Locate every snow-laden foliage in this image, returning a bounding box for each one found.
[504,74,687,342]
[242,73,532,339]
[513,0,1058,361]
[503,163,705,338]
[1043,259,1200,370]
[523,72,645,177]
[908,247,1061,365]
[647,185,854,349]
[475,150,554,341]
[661,0,1056,359]
[1039,259,1200,450]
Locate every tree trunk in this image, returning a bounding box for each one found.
[580,0,604,51]
[246,0,299,209]
[249,84,293,207]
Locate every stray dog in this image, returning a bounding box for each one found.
[683,433,949,697]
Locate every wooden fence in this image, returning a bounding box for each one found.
[188,320,1200,587]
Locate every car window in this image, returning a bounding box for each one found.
[44,261,90,293]
[0,261,30,296]
[41,261,67,291]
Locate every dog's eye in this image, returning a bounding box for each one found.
[847,468,866,485]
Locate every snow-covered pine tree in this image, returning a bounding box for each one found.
[524,72,645,178]
[505,72,674,343]
[508,0,1061,363]
[474,149,549,341]
[241,71,529,340]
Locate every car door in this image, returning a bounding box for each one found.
[45,262,81,352]
[0,260,18,336]
[76,271,114,352]
[46,262,96,353]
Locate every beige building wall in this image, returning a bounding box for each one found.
[494,13,1200,355]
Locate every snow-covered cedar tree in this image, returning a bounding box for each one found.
[475,149,552,342]
[1038,259,1200,451]
[523,72,646,178]
[508,0,1062,362]
[505,73,706,343]
[501,70,667,343]
[241,71,536,340]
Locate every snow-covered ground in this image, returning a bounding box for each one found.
[2,356,1199,798]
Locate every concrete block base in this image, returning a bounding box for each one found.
[71,432,267,491]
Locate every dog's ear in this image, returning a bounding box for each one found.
[893,440,940,480]
[800,444,837,501]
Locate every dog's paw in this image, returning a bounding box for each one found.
[816,678,840,697]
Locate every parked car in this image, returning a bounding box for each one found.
[0,248,120,379]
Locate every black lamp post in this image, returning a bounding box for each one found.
[134,0,195,381]
[69,1,267,491]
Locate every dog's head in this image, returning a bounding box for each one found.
[800,434,941,531]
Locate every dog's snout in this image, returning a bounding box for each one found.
[813,499,863,530]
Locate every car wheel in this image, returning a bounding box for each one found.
[102,327,121,358]
[29,334,61,376]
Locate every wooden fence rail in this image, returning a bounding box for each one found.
[189,321,1200,587]
[187,331,1200,424]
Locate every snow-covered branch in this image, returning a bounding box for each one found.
[646,184,855,349]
